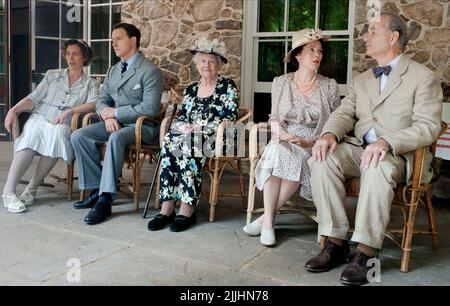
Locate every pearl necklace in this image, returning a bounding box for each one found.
[294,71,317,93]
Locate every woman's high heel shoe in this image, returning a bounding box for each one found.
[19,187,37,206]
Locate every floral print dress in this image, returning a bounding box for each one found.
[159,76,239,206]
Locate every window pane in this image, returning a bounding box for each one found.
[319,40,348,84]
[319,0,349,30]
[112,4,121,27]
[35,1,59,37]
[35,39,59,73]
[62,4,84,38]
[253,92,272,123]
[258,40,285,82]
[288,0,315,31]
[91,0,110,4]
[61,0,84,4]
[91,5,110,39]
[91,41,109,74]
[0,45,4,73]
[0,15,3,42]
[258,0,285,32]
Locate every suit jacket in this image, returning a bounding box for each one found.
[322,54,443,184]
[96,52,163,143]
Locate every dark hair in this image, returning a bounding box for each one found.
[288,39,325,71]
[381,13,409,51]
[62,39,94,66]
[112,22,141,49]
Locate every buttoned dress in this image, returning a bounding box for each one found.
[255,73,340,200]
[14,69,98,164]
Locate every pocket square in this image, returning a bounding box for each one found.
[133,84,141,90]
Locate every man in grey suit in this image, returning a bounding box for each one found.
[71,23,162,225]
[305,13,442,285]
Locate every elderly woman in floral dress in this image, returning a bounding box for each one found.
[147,37,239,232]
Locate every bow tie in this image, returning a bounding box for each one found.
[372,65,392,78]
[121,61,128,75]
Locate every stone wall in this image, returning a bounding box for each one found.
[122,0,243,99]
[353,0,450,89]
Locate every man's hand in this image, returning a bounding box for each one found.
[4,109,17,134]
[361,138,390,168]
[105,118,121,133]
[100,107,116,121]
[311,133,338,161]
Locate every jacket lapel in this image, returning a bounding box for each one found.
[118,52,143,89]
[372,54,409,111]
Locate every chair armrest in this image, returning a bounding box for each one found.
[159,116,171,147]
[82,112,99,127]
[236,108,253,124]
[70,112,85,131]
[249,122,270,160]
[214,121,239,157]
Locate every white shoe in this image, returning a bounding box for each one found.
[243,219,262,236]
[19,187,37,206]
[2,194,27,213]
[259,227,276,246]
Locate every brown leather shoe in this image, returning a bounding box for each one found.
[340,251,375,286]
[305,239,351,272]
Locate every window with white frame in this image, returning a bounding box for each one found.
[32,0,86,84]
[242,0,355,122]
[89,0,122,82]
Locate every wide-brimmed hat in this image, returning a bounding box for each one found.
[190,37,228,64]
[284,28,331,63]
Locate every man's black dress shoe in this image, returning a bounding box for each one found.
[340,251,375,286]
[84,195,112,225]
[147,211,176,231]
[305,239,351,272]
[169,212,197,232]
[73,189,99,209]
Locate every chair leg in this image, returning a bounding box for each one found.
[133,160,142,211]
[67,164,74,201]
[237,159,247,208]
[401,202,419,273]
[246,159,256,224]
[424,187,439,250]
[209,159,220,222]
[80,189,86,201]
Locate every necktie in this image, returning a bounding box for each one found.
[121,61,128,75]
[372,65,392,78]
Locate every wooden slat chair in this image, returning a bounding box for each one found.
[342,121,448,272]
[246,121,448,272]
[154,108,252,222]
[12,112,85,200]
[80,103,167,210]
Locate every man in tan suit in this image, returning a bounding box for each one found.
[305,13,442,285]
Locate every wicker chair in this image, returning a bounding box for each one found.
[246,121,448,272]
[12,112,85,200]
[80,103,167,210]
[154,107,252,222]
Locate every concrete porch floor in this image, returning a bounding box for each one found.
[1,141,450,286]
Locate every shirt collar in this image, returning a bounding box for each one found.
[122,51,140,69]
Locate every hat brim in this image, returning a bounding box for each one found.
[190,49,228,64]
[284,35,331,63]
